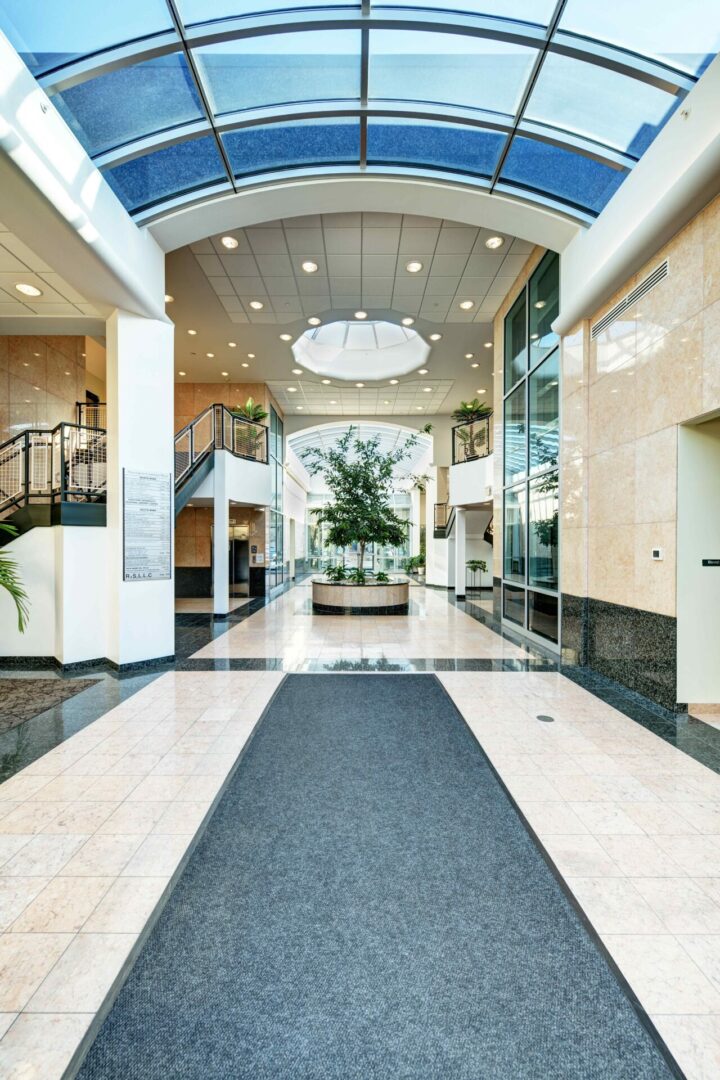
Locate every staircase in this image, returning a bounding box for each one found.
[174,404,269,513]
[433,501,456,539]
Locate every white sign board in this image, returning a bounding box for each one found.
[123,469,172,582]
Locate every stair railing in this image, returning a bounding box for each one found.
[175,405,269,486]
[0,422,107,521]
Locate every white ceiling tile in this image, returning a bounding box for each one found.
[264,276,299,295]
[465,253,505,276]
[26,302,79,316]
[329,295,359,308]
[297,277,331,296]
[510,237,534,254]
[246,229,287,254]
[195,253,225,276]
[420,298,452,318]
[361,254,397,276]
[425,278,460,297]
[429,254,468,277]
[457,276,494,294]
[391,298,421,315]
[285,228,324,253]
[229,277,267,295]
[272,297,303,313]
[435,227,478,254]
[486,275,518,297]
[39,273,87,304]
[0,235,52,272]
[219,295,244,313]
[284,215,323,227]
[362,276,395,294]
[330,277,361,294]
[0,300,32,315]
[501,253,532,276]
[391,278,425,297]
[220,253,260,276]
[208,276,236,297]
[363,212,401,227]
[362,228,400,255]
[0,244,30,273]
[398,228,440,255]
[323,228,361,254]
[228,312,249,323]
[362,298,393,310]
[302,296,330,313]
[253,254,293,276]
[326,254,361,276]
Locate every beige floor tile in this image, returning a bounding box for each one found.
[42,802,119,835]
[152,801,210,835]
[602,934,720,1014]
[83,877,169,934]
[11,878,112,934]
[541,835,622,878]
[0,1013,16,1039]
[0,934,71,1010]
[0,1012,93,1080]
[651,1014,720,1080]
[565,878,664,934]
[0,837,33,869]
[0,835,88,879]
[26,932,136,1013]
[511,802,590,836]
[654,836,720,877]
[97,802,169,836]
[59,835,143,878]
[121,833,193,878]
[0,803,71,835]
[568,802,645,835]
[632,878,720,933]
[597,835,686,878]
[0,879,51,932]
[126,775,190,802]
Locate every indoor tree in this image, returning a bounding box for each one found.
[451,398,493,460]
[302,427,418,576]
[0,524,29,631]
[231,396,268,459]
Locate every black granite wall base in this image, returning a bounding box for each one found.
[562,594,682,712]
[175,567,212,597]
[493,576,502,620]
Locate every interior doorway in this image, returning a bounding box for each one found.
[230,536,250,598]
[677,417,720,706]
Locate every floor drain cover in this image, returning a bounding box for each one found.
[536,714,555,723]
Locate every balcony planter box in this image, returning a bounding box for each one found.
[312,578,409,614]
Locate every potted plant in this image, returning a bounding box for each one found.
[0,523,29,631]
[466,558,488,590]
[452,398,493,461]
[231,396,268,458]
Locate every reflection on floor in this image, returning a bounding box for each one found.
[174,597,251,614]
[0,581,719,1079]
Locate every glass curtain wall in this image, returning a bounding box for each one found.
[502,250,560,644]
[268,405,285,590]
[306,493,411,572]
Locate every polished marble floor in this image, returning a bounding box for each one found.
[0,583,719,1077]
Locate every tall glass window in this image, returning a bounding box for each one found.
[501,251,560,645]
[269,406,284,591]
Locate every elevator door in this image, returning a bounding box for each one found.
[230,538,250,597]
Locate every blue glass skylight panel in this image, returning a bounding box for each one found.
[370,0,554,24]
[500,137,627,215]
[103,136,227,212]
[223,118,359,175]
[367,118,503,177]
[558,0,720,76]
[0,0,175,76]
[369,31,535,116]
[195,31,361,116]
[52,55,204,158]
[177,0,357,24]
[526,52,679,157]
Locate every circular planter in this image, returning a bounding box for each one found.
[312,578,410,614]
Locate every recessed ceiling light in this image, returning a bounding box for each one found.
[418,368,428,375]
[383,399,390,404]
[296,405,304,410]
[22,362,28,367]
[241,362,249,368]
[477,388,487,394]
[206,352,214,358]
[401,317,415,326]
[329,399,337,404]
[465,353,474,359]
[249,300,264,310]
[292,368,303,374]
[429,333,442,341]
[459,300,475,310]
[178,371,186,376]
[423,387,432,392]
[228,341,237,348]
[287,386,297,392]
[415,405,424,410]
[247,353,255,359]
[280,333,292,341]
[530,333,539,340]
[485,236,504,250]
[322,379,331,385]
[187,329,197,335]
[354,310,367,320]
[301,260,318,274]
[405,261,423,274]
[356,382,365,388]
[221,236,239,249]
[65,370,70,375]
[164,294,174,303]
[535,300,547,309]
[471,363,479,368]
[15,282,42,297]
[221,371,229,377]
[389,379,399,385]
[484,342,493,348]
[308,316,321,326]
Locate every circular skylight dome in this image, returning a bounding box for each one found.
[291,321,431,382]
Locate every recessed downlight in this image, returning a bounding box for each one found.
[329,399,337,404]
[308,316,321,326]
[356,382,365,388]
[429,333,442,341]
[292,368,303,374]
[477,388,487,394]
[471,363,479,368]
[418,368,428,375]
[241,362,249,368]
[401,317,415,326]
[287,387,297,392]
[383,399,390,404]
[484,342,493,348]
[164,294,174,303]
[389,379,399,385]
[206,352,214,358]
[249,300,264,310]
[465,353,474,359]
[280,333,292,342]
[423,387,432,392]
[405,260,423,274]
[459,300,475,310]
[187,329,197,335]
[221,371,229,377]
[221,236,239,249]
[535,300,547,309]
[301,260,318,274]
[178,370,186,376]
[322,379,331,385]
[485,236,504,250]
[228,341,237,348]
[354,310,367,320]
[296,405,304,409]
[415,405,424,410]
[247,353,255,359]
[15,282,42,297]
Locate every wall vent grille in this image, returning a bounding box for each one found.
[590,260,669,339]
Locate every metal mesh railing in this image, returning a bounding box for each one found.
[76,402,107,429]
[0,423,107,521]
[452,415,493,464]
[175,404,269,485]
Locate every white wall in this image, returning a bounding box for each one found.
[449,455,494,507]
[677,418,720,704]
[194,451,272,508]
[425,467,449,588]
[0,526,108,662]
[466,510,494,588]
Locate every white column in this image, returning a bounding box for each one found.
[288,518,296,581]
[454,507,467,599]
[106,310,174,666]
[213,449,230,616]
[410,487,422,557]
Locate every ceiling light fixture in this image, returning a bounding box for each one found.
[292,368,303,374]
[401,317,415,326]
[164,294,174,303]
[221,371,229,377]
[405,261,423,274]
[330,399,337,404]
[206,352,214,358]
[249,300,264,310]
[178,370,186,376]
[241,362,249,368]
[354,310,367,320]
[418,368,428,375]
[221,236,238,249]
[308,316,321,326]
[471,363,479,368]
[280,333,292,342]
[415,405,424,410]
[459,300,474,310]
[187,329,197,335]
[301,260,318,274]
[465,353,474,359]
[356,382,365,388]
[423,387,432,392]
[429,333,442,341]
[477,388,487,394]
[287,387,297,392]
[247,353,255,359]
[485,236,504,250]
[383,400,390,404]
[484,342,493,348]
[296,405,304,410]
[322,379,331,385]
[535,300,547,309]
[228,341,237,348]
[15,282,42,297]
[389,379,399,385]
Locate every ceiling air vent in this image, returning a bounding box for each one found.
[590,260,669,339]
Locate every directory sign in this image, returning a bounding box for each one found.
[123,469,172,581]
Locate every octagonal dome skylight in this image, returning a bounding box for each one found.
[292,321,431,381]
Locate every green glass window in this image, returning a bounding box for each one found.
[504,289,527,392]
[529,250,560,368]
[503,485,526,583]
[528,471,558,590]
[528,350,559,474]
[504,383,526,486]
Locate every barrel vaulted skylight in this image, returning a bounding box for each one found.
[1,0,717,223]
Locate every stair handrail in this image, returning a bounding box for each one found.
[175,404,269,487]
[0,421,107,520]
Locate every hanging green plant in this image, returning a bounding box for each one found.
[451,398,492,424]
[232,396,268,423]
[0,524,29,632]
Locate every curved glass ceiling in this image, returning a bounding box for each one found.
[1,0,717,222]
